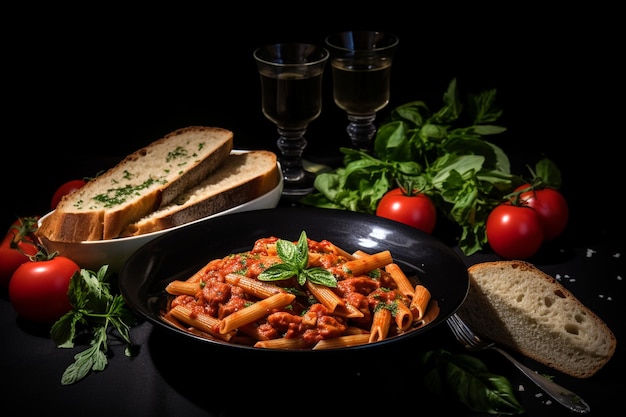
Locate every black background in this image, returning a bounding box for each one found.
[1,6,624,416]
[2,4,623,240]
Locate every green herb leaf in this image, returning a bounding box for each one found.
[533,158,562,188]
[300,77,540,256]
[50,265,139,385]
[258,231,337,287]
[60,344,102,385]
[304,267,338,287]
[257,263,297,281]
[444,353,524,414]
[295,230,310,270]
[418,349,525,415]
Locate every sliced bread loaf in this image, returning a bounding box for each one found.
[455,260,616,378]
[37,126,233,242]
[121,150,280,237]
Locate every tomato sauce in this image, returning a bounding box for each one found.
[166,235,420,348]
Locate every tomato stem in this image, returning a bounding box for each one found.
[9,216,57,261]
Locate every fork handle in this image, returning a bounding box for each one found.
[491,346,590,414]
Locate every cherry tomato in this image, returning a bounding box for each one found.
[486,203,544,259]
[8,256,80,323]
[0,217,40,288]
[51,179,87,210]
[515,184,569,241]
[376,188,437,234]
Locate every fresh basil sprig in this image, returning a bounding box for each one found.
[50,265,138,385]
[258,231,337,287]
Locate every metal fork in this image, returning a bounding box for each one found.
[446,313,590,414]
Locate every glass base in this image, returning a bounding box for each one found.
[346,114,377,151]
[281,170,316,197]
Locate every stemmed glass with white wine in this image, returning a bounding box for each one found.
[254,43,329,196]
[325,31,399,151]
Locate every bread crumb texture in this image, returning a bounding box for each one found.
[119,150,279,237]
[67,133,224,211]
[457,260,616,378]
[37,126,234,242]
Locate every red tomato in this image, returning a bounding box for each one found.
[376,188,437,234]
[8,256,80,323]
[486,203,544,259]
[51,179,87,210]
[515,184,569,241]
[0,218,40,288]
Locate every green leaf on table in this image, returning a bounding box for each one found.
[419,349,525,415]
[50,265,139,385]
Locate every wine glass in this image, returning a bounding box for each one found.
[253,43,329,197]
[325,31,399,151]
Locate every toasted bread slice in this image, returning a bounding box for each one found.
[121,150,280,237]
[37,126,233,242]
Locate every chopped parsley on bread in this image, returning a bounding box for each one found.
[121,150,280,237]
[456,260,616,378]
[37,126,235,242]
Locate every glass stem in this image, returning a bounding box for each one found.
[346,114,377,150]
[276,127,308,183]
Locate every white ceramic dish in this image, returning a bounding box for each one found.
[38,154,283,273]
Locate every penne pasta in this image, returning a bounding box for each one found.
[410,285,432,321]
[165,280,199,296]
[254,337,310,349]
[369,308,392,342]
[306,281,344,312]
[394,301,413,331]
[224,273,283,299]
[384,263,415,300]
[161,233,436,351]
[341,250,393,276]
[313,333,372,350]
[263,243,278,256]
[255,254,283,267]
[307,252,323,267]
[219,292,296,334]
[332,302,365,319]
[327,243,356,260]
[169,305,235,341]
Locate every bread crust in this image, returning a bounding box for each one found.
[121,151,280,236]
[456,260,616,378]
[37,126,234,242]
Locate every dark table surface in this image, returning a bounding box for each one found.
[2,6,624,416]
[1,193,624,416]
